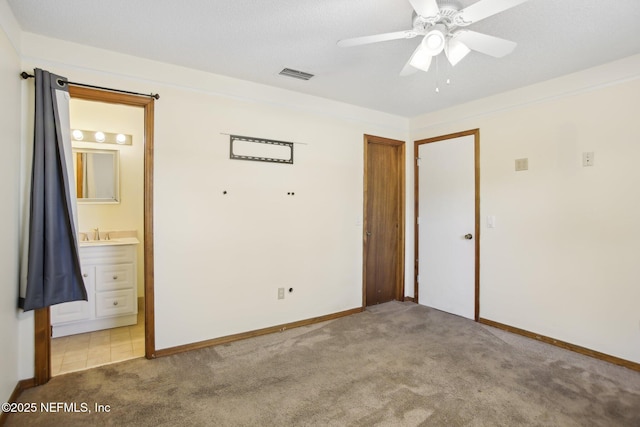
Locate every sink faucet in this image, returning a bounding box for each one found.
[94,227,100,241]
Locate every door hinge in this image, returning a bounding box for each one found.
[416,157,421,166]
[416,274,420,283]
[417,216,420,225]
[50,325,53,337]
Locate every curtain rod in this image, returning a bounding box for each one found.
[20,72,160,100]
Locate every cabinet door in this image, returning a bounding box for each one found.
[50,267,94,324]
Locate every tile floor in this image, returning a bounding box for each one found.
[51,309,145,376]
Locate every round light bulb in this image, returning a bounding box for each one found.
[422,25,447,55]
[116,134,127,144]
[94,131,106,143]
[72,129,84,140]
[426,33,444,50]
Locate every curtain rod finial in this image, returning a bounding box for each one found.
[21,71,34,80]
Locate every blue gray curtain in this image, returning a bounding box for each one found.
[19,69,86,311]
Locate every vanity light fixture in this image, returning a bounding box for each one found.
[71,129,133,145]
[72,129,84,140]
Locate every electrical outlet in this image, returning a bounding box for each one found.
[278,288,285,300]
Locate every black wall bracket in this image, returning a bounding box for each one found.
[229,135,294,164]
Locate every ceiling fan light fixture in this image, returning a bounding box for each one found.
[422,24,446,55]
[445,37,471,66]
[409,45,433,72]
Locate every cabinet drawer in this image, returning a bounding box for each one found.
[96,264,134,291]
[96,289,136,318]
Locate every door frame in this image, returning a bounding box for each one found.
[33,86,156,385]
[362,134,406,307]
[414,129,480,320]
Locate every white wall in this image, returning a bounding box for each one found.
[18,33,409,355]
[0,0,22,402]
[70,100,145,295]
[410,55,640,363]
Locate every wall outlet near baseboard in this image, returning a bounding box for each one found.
[278,288,285,300]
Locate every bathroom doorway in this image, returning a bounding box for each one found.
[33,87,155,382]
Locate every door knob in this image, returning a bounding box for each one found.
[366,231,372,236]
[464,234,473,240]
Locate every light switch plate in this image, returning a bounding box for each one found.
[515,158,528,171]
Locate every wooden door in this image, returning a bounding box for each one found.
[363,135,405,306]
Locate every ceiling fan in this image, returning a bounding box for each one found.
[337,0,531,76]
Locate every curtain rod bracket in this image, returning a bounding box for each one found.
[20,71,159,100]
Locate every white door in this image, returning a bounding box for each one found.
[417,134,476,319]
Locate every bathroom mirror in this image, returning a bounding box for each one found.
[72,148,120,203]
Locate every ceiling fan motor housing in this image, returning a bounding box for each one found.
[412,0,466,33]
[438,0,464,22]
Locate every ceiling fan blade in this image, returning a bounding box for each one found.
[337,30,416,47]
[457,0,530,24]
[445,38,471,66]
[408,0,440,18]
[454,30,517,58]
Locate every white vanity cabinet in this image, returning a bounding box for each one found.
[51,240,138,338]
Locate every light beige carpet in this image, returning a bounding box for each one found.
[7,301,640,426]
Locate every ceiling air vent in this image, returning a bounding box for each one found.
[279,68,314,81]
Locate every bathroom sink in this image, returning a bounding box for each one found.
[79,237,140,247]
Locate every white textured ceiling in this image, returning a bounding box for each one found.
[7,0,640,117]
